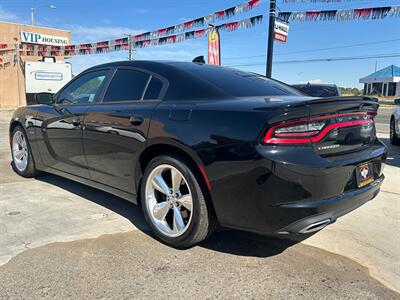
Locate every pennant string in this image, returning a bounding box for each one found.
[16,15,263,56]
[278,5,400,22]
[133,0,261,41]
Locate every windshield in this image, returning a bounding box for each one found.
[293,85,340,97]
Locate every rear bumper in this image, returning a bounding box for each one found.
[208,140,387,235]
[275,175,383,234]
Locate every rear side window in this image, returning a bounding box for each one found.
[103,69,150,102]
[143,77,163,100]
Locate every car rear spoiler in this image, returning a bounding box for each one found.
[303,96,379,105]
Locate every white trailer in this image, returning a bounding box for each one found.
[24,58,72,104]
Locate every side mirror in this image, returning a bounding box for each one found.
[35,92,54,105]
[394,98,400,105]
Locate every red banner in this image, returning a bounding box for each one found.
[208,29,221,65]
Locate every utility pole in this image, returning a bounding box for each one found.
[14,38,21,106]
[128,35,133,61]
[125,34,134,61]
[266,0,276,78]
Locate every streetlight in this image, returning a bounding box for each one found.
[30,5,56,26]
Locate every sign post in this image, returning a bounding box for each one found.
[208,28,221,66]
[266,0,276,78]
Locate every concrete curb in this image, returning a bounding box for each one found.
[379,100,400,106]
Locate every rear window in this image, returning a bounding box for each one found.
[293,85,340,97]
[185,65,300,97]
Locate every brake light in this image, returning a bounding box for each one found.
[263,112,375,145]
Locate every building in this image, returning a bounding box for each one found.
[0,21,71,108]
[359,65,400,97]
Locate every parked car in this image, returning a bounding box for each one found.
[9,61,387,248]
[292,83,341,98]
[390,102,400,145]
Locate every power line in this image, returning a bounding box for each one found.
[277,38,400,56]
[226,52,400,67]
[223,38,400,61]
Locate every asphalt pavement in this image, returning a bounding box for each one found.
[0,107,399,299]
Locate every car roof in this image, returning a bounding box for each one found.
[85,60,229,100]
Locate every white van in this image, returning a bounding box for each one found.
[25,58,72,105]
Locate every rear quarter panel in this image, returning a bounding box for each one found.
[147,98,310,228]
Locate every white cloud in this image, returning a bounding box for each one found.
[66,29,207,75]
[0,6,19,22]
[67,25,146,43]
[68,47,200,76]
[67,52,126,75]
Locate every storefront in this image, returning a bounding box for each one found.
[359,65,400,97]
[0,21,71,108]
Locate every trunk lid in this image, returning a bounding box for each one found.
[262,96,379,156]
[307,97,378,156]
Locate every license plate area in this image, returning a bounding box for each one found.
[356,162,374,188]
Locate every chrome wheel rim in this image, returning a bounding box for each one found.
[145,164,193,238]
[12,131,28,172]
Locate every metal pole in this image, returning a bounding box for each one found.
[15,43,22,106]
[266,0,276,78]
[31,8,34,26]
[128,35,132,61]
[124,34,134,61]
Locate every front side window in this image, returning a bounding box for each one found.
[58,70,108,104]
[103,69,150,102]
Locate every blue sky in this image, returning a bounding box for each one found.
[1,0,400,87]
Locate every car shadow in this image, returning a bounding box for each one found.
[36,173,150,233]
[199,230,309,258]
[36,173,306,258]
[379,137,400,168]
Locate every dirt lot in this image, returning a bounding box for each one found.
[0,107,399,299]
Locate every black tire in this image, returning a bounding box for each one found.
[10,125,40,177]
[141,154,217,248]
[390,118,400,145]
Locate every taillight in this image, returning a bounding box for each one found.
[263,112,376,145]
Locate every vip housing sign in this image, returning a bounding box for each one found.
[21,31,69,46]
[274,20,289,43]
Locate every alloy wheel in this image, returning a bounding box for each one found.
[145,164,193,238]
[390,119,395,141]
[12,131,28,172]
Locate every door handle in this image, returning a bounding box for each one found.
[130,115,144,126]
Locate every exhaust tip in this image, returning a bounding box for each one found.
[299,219,331,234]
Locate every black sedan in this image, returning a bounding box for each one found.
[9,61,386,248]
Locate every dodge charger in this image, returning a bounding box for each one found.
[9,61,387,248]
